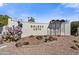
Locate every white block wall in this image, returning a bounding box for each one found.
[8,18,48,37]
[65,22,71,35]
[6,18,71,37]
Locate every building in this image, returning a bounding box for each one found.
[1,18,71,38]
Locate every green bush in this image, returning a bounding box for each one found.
[71,21,79,35]
[0,15,10,26]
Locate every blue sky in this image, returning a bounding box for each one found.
[0,3,79,22]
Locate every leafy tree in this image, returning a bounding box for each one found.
[71,21,79,35]
[28,17,35,22]
[0,15,10,27]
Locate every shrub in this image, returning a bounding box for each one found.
[36,36,43,40]
[75,44,79,48]
[73,40,79,43]
[44,35,47,37]
[48,36,53,41]
[29,35,34,38]
[57,35,61,37]
[44,38,48,42]
[53,37,57,40]
[48,36,57,41]
[15,42,23,47]
[70,46,78,50]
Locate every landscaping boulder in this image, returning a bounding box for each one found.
[36,36,43,40]
[29,35,35,38]
[23,42,29,45]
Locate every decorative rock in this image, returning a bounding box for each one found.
[15,42,23,47]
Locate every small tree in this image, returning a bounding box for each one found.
[28,17,35,22]
[71,21,79,36]
[0,15,10,26]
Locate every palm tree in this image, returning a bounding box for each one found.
[48,20,61,36]
[55,20,61,36]
[48,19,66,36]
[51,20,55,36]
[48,20,53,36]
[61,19,66,36]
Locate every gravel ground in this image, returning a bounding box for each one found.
[0,36,79,55]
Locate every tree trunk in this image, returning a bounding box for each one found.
[55,22,56,36]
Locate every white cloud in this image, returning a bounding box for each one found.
[62,3,79,13]
[62,3,79,8]
[0,3,4,7]
[0,3,8,7]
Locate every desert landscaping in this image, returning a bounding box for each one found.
[0,35,79,55]
[0,4,79,55]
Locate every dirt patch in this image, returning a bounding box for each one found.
[0,36,79,55]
